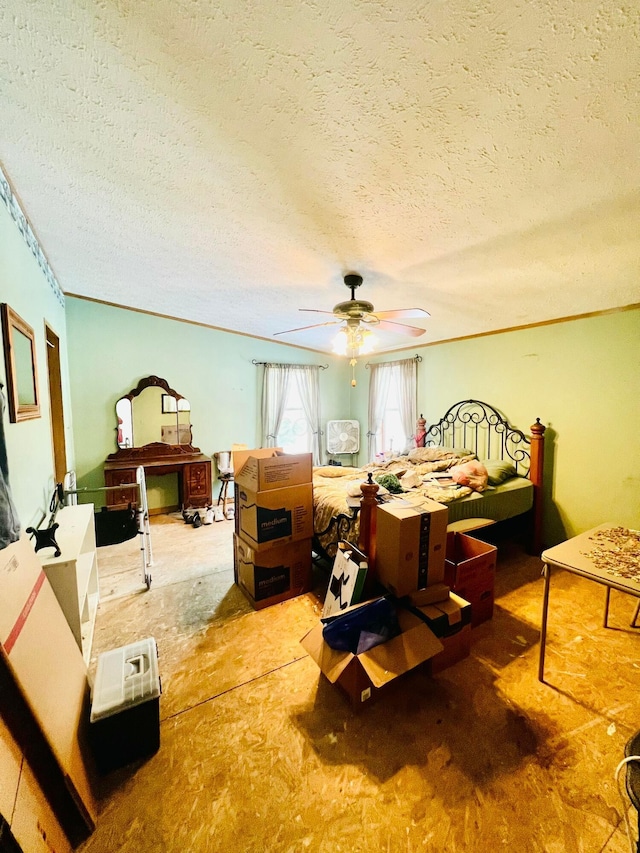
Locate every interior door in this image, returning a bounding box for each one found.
[45,325,66,483]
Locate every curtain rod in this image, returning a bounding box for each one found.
[364,354,423,369]
[252,360,328,369]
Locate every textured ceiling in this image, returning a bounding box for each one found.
[1,0,639,353]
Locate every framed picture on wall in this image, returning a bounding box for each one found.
[1,303,40,422]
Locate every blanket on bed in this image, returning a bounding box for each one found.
[313,448,481,550]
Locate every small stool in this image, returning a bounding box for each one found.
[217,472,233,520]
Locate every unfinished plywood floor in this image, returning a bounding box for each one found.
[78,514,639,853]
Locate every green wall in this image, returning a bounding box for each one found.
[0,200,73,529]
[4,179,637,546]
[65,298,351,509]
[353,309,640,546]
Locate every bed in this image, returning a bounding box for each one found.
[313,399,546,560]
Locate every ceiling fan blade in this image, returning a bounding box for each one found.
[273,320,341,336]
[298,308,338,316]
[374,308,431,320]
[376,319,427,337]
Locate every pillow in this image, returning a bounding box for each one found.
[448,461,489,492]
[314,466,359,478]
[407,447,473,464]
[482,459,517,486]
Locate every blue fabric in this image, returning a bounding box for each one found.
[322,597,400,654]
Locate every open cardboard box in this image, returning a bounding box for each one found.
[233,448,313,492]
[301,605,443,709]
[444,531,497,588]
[444,533,497,627]
[302,590,474,708]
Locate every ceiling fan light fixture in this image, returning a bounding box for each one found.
[331,323,376,357]
[331,327,349,356]
[359,329,376,355]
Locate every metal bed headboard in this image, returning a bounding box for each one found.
[424,399,532,477]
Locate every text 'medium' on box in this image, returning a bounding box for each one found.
[375,498,448,597]
[236,483,313,549]
[234,534,313,610]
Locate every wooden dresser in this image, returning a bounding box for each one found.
[104,441,212,509]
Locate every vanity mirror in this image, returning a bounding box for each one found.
[105,376,212,510]
[115,376,193,450]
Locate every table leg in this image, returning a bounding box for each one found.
[604,586,611,628]
[539,562,551,682]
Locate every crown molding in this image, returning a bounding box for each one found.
[0,164,64,307]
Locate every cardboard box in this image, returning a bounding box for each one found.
[455,581,494,627]
[0,536,97,841]
[444,532,497,589]
[233,448,313,492]
[415,591,472,638]
[236,482,313,549]
[375,499,449,597]
[444,533,496,627]
[428,623,472,675]
[12,760,73,853]
[301,606,443,709]
[235,534,313,610]
[0,717,22,829]
[408,583,450,607]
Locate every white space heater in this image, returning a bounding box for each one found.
[326,420,360,454]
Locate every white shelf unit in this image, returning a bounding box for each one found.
[38,503,100,665]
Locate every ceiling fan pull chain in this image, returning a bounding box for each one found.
[350,357,358,387]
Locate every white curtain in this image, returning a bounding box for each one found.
[367,358,417,461]
[261,364,322,464]
[367,363,394,461]
[261,364,293,447]
[292,366,322,465]
[395,358,418,452]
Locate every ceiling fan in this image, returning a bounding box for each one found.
[274,273,430,344]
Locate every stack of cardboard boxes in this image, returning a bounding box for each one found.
[232,448,314,610]
[375,497,473,674]
[302,496,477,709]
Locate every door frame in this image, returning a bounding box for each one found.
[45,323,67,483]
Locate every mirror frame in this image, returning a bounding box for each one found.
[114,375,197,453]
[1,303,40,423]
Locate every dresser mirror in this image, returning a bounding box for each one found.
[115,376,193,449]
[106,375,211,511]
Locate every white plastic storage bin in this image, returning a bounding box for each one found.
[89,637,161,773]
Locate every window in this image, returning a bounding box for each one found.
[377,380,406,456]
[276,380,313,455]
[367,358,417,461]
[261,364,322,463]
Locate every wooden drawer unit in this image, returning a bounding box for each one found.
[182,460,211,506]
[104,468,138,507]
